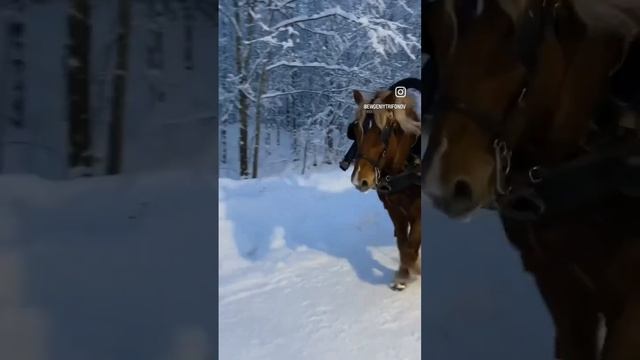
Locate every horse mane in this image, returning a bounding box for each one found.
[570,0,640,39]
[443,0,528,49]
[371,90,422,136]
[496,0,640,39]
[444,0,640,42]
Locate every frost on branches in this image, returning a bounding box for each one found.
[218,0,420,178]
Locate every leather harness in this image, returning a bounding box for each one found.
[427,0,640,221]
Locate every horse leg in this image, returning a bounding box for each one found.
[404,211,421,277]
[601,294,640,360]
[384,204,411,291]
[530,262,600,360]
[391,213,421,291]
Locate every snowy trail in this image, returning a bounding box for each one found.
[0,171,216,360]
[219,171,420,360]
[422,202,554,359]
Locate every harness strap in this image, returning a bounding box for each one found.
[377,158,421,194]
[500,140,640,220]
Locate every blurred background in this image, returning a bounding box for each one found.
[0,0,216,179]
[0,1,217,359]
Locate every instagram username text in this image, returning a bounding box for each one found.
[363,104,407,110]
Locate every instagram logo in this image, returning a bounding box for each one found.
[394,86,407,98]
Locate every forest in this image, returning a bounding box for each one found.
[0,0,217,179]
[218,0,421,178]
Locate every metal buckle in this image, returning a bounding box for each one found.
[517,87,528,104]
[376,174,392,193]
[528,166,543,183]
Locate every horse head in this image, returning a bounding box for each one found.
[349,88,421,192]
[422,0,634,219]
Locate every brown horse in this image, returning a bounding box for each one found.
[423,0,640,359]
[350,88,421,291]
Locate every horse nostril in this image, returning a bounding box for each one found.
[452,179,473,203]
[361,180,369,188]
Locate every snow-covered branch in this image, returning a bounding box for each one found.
[266,61,359,72]
[270,6,418,59]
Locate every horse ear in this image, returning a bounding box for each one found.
[353,90,365,105]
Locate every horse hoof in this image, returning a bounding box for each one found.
[390,282,407,291]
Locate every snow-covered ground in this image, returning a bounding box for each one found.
[219,170,420,360]
[422,204,554,359]
[0,170,216,360]
[220,169,555,360]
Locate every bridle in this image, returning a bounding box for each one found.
[353,104,420,193]
[431,0,562,203]
[436,89,527,197]
[353,108,394,188]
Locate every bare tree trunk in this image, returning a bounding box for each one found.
[146,0,165,103]
[234,0,255,179]
[250,2,275,179]
[265,128,271,157]
[221,116,227,165]
[67,0,93,175]
[107,0,131,175]
[1,1,27,173]
[324,127,334,164]
[7,1,26,129]
[181,0,194,70]
[251,67,268,178]
[234,3,249,178]
[301,139,308,175]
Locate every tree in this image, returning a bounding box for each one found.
[67,0,93,176]
[106,0,131,175]
[0,1,27,173]
[181,0,195,71]
[218,0,420,178]
[233,0,257,178]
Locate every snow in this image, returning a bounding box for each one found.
[1,1,216,179]
[219,170,420,360]
[269,5,418,59]
[266,61,359,72]
[0,170,216,360]
[423,198,555,359]
[220,169,555,359]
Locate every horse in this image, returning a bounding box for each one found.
[348,85,422,291]
[422,0,640,359]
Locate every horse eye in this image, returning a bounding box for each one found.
[364,116,373,130]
